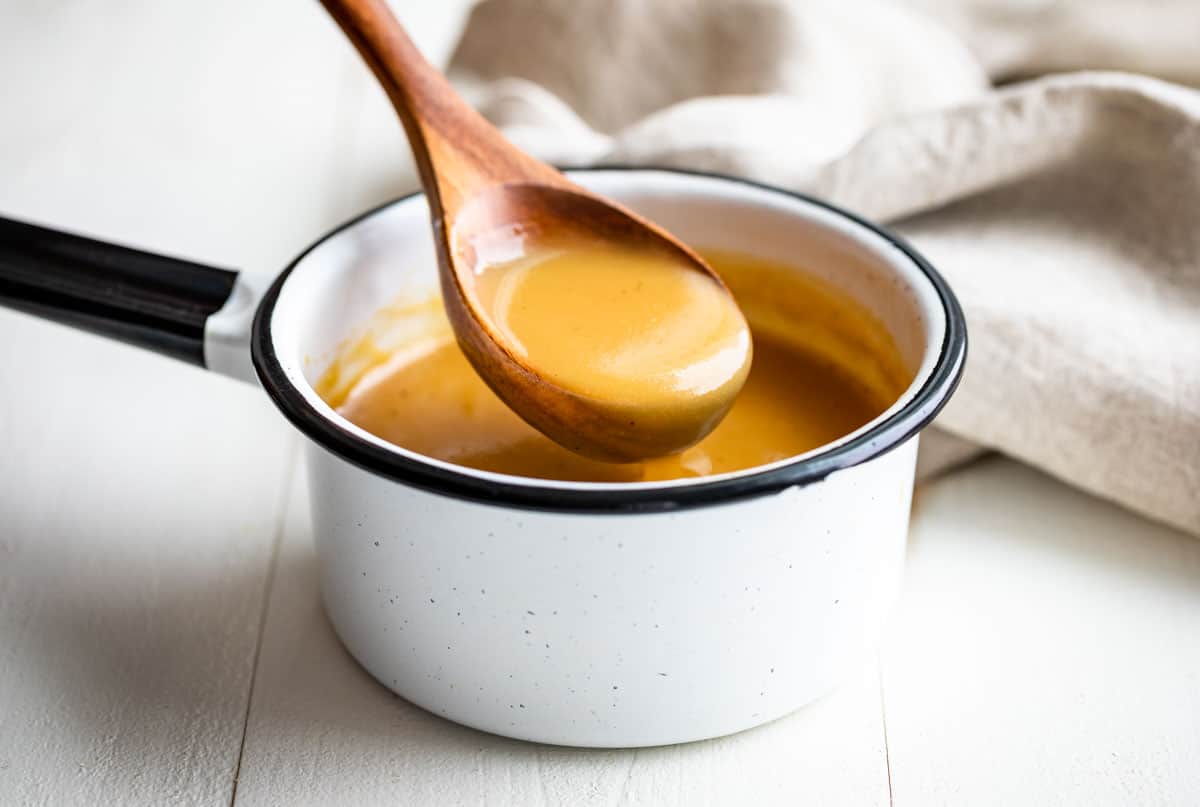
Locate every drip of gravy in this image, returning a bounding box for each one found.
[317,250,912,482]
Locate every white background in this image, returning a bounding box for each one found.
[1,2,1197,804]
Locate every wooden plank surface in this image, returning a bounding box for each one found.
[883,458,1200,806]
[0,320,294,807]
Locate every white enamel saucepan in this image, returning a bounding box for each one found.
[0,168,966,747]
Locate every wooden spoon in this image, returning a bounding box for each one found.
[320,0,751,463]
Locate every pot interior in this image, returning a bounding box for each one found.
[266,169,948,488]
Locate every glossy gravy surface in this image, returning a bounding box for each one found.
[470,244,751,429]
[318,250,912,482]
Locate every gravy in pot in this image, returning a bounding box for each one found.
[317,249,911,482]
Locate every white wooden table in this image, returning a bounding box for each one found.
[2,4,1198,805]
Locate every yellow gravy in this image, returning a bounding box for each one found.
[318,250,912,482]
[468,243,751,454]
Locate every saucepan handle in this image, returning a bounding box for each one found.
[0,215,262,383]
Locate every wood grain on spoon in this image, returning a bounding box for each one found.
[320,0,752,462]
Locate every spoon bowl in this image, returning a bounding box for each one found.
[448,184,750,461]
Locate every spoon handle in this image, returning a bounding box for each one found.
[319,0,561,216]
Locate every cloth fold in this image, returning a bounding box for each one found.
[442,0,1200,535]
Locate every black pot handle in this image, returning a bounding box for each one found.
[0,214,239,367]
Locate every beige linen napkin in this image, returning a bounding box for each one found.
[440,0,1200,536]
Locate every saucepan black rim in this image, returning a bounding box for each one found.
[251,166,967,514]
